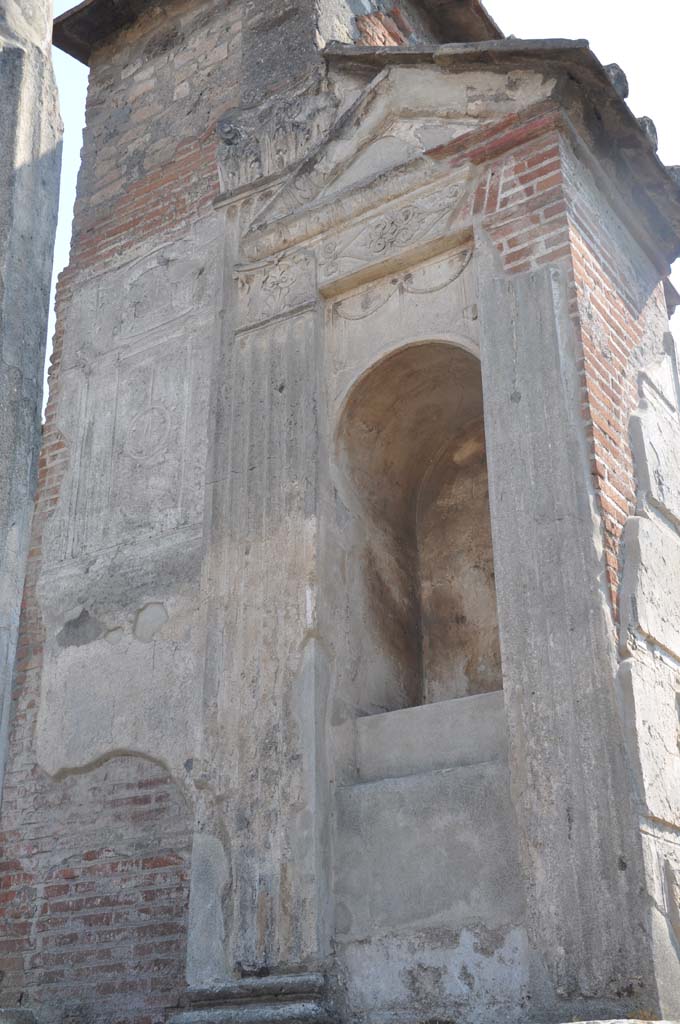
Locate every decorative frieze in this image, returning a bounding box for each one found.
[236,251,317,329]
[217,82,339,196]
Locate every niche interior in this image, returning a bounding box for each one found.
[336,341,502,712]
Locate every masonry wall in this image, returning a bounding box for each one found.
[440,107,669,615]
[2,18,676,1020]
[428,103,673,1010]
[0,755,191,1024]
[70,0,241,272]
[562,141,670,610]
[1,2,442,1018]
[0,0,239,1018]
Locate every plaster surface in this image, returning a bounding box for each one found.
[0,0,61,793]
[4,8,680,1022]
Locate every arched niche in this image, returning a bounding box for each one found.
[335,340,501,713]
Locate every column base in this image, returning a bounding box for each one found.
[168,972,332,1024]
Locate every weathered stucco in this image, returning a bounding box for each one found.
[2,3,680,1022]
[0,0,61,794]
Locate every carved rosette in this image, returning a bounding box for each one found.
[236,252,316,330]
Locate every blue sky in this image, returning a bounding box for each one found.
[49,0,680,358]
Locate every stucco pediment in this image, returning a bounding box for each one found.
[242,61,553,257]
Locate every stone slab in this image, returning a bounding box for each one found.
[354,689,507,782]
[621,515,680,659]
[631,397,680,528]
[618,655,680,828]
[334,761,523,941]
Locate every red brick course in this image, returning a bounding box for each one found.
[356,11,408,47]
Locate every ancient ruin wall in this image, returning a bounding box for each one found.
[3,6,679,1018]
[0,0,61,795]
[1,1,238,1018]
[0,2,441,1018]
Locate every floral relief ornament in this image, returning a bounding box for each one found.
[262,260,298,305]
[318,184,466,283]
[320,240,340,277]
[367,207,422,255]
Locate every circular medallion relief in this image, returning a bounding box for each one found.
[125,405,170,462]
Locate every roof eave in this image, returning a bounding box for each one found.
[52,0,502,64]
[53,0,149,64]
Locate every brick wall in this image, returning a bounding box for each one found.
[0,753,191,1024]
[71,0,241,272]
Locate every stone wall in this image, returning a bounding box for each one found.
[0,2,444,1020]
[0,0,61,798]
[3,13,680,1023]
[1,0,238,1017]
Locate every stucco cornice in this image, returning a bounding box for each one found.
[323,40,680,268]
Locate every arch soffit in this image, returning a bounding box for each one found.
[333,334,482,449]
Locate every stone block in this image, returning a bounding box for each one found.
[639,831,680,1016]
[354,690,507,782]
[630,397,680,528]
[186,833,231,989]
[334,761,523,941]
[334,758,527,1020]
[618,655,680,828]
[337,924,529,1023]
[621,516,680,659]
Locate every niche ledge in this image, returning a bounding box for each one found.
[353,689,507,783]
